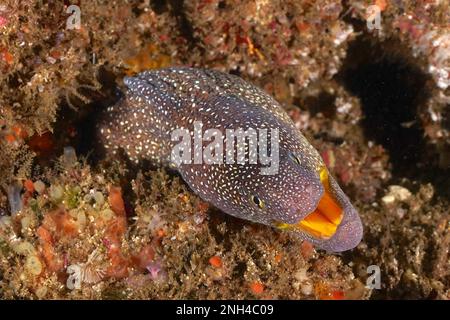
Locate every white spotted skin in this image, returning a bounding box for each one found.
[97,67,363,252]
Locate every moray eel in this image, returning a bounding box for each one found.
[97,67,363,252]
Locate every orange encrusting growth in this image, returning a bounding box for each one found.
[277,167,344,239]
[249,281,265,295]
[209,255,223,268]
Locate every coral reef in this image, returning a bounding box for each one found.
[0,153,365,299]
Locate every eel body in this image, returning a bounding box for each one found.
[97,67,363,252]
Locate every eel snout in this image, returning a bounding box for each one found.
[277,168,363,252]
[309,173,363,252]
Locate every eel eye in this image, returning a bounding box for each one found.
[289,152,301,165]
[250,195,265,209]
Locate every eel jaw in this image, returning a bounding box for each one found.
[275,167,344,240]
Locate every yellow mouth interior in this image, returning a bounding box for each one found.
[276,167,343,239]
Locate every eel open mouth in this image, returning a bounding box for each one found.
[276,168,344,239]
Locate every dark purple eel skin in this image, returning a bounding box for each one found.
[97,67,363,252]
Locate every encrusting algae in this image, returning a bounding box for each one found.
[0,149,365,299]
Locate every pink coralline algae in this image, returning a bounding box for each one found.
[0,15,7,28]
[0,5,9,28]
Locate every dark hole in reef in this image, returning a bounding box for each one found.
[337,36,432,180]
[59,68,143,215]
[304,91,336,118]
[229,68,242,77]
[149,0,168,14]
[218,0,227,9]
[442,105,450,134]
[167,0,197,47]
[232,261,247,278]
